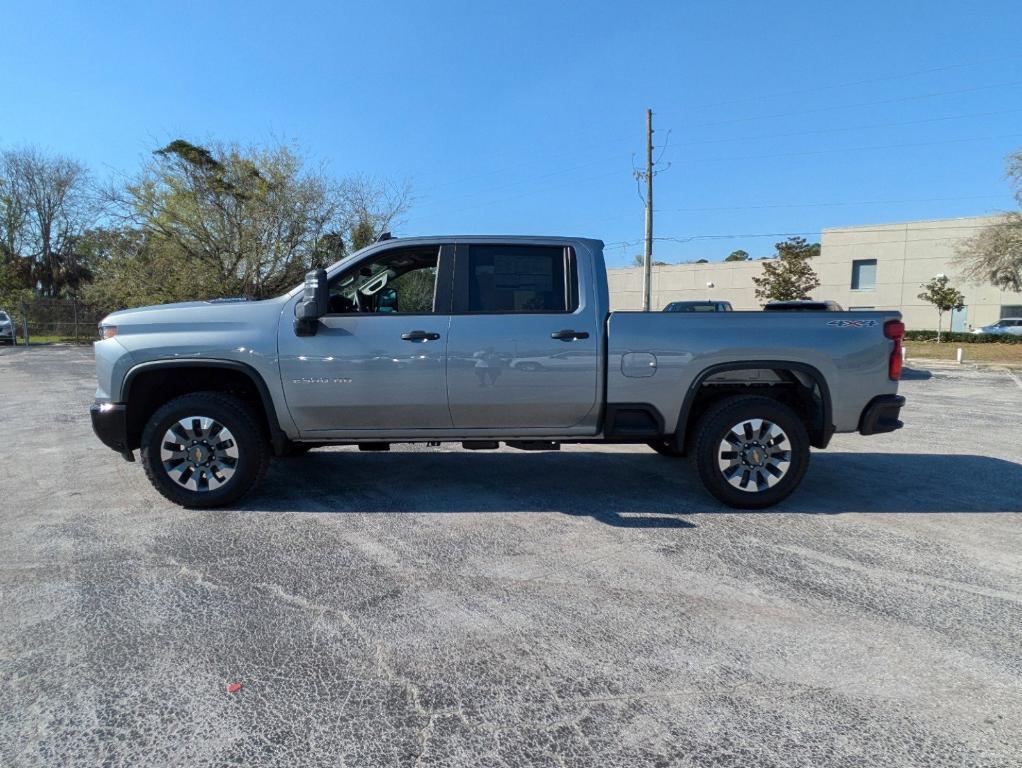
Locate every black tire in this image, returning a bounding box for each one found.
[693,395,810,509]
[647,439,684,457]
[140,391,270,509]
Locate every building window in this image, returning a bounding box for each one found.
[1001,305,1022,318]
[851,259,877,291]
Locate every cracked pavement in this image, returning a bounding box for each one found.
[1,346,1020,767]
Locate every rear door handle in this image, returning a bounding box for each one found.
[550,329,590,341]
[401,330,441,342]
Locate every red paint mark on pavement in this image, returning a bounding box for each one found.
[227,682,242,693]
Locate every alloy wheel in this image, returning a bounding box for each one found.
[717,417,791,493]
[159,416,239,492]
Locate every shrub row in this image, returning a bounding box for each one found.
[904,330,1022,344]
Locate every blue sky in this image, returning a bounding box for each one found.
[3,0,1022,266]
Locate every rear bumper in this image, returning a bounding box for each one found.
[859,395,905,435]
[90,401,134,460]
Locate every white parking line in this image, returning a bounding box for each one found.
[1005,368,1022,390]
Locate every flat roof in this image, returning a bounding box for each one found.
[822,213,1005,233]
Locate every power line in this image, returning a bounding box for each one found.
[669,107,1022,148]
[656,194,1006,213]
[683,54,1022,111]
[682,132,1022,165]
[657,222,1000,242]
[603,221,1004,252]
[681,79,1022,130]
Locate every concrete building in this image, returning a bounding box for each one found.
[607,214,1022,330]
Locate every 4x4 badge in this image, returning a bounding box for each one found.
[827,319,878,327]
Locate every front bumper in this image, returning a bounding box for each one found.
[90,401,134,460]
[859,395,906,435]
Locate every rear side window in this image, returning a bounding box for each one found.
[466,245,573,313]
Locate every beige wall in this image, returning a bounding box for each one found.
[607,215,1022,330]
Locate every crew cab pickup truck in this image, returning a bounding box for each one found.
[91,236,906,509]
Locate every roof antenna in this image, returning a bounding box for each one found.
[375,231,393,243]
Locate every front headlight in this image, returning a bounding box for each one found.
[98,324,118,340]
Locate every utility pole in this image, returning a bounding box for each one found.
[642,108,654,311]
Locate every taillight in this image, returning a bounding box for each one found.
[884,319,905,380]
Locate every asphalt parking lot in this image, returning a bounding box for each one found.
[1,346,1020,767]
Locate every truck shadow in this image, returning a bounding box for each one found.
[245,450,1022,522]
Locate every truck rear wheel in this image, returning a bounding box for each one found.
[140,392,270,509]
[693,395,809,509]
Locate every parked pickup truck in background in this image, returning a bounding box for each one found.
[91,236,906,509]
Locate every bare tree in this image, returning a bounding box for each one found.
[0,147,94,295]
[338,174,412,251]
[957,150,1022,291]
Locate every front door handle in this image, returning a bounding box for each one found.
[550,329,590,341]
[401,330,441,342]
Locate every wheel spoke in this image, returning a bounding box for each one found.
[160,415,240,495]
[717,417,793,493]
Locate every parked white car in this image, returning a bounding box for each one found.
[972,318,1022,336]
[0,310,14,345]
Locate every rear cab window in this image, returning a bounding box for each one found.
[456,244,578,314]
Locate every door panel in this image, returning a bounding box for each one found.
[278,243,454,434]
[279,314,452,432]
[950,306,968,332]
[446,243,599,431]
[446,315,599,429]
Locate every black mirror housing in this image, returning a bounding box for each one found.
[294,268,328,336]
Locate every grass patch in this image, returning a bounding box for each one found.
[14,335,93,346]
[905,341,1022,366]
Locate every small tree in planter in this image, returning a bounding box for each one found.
[917,274,965,343]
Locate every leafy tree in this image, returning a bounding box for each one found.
[917,274,965,343]
[107,140,411,300]
[957,150,1022,291]
[350,218,377,251]
[724,249,749,262]
[81,227,219,314]
[751,236,821,302]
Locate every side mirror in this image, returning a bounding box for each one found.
[294,269,328,336]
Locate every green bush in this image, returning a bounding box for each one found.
[904,330,1022,344]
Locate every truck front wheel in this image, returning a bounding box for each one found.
[693,395,810,509]
[140,392,270,509]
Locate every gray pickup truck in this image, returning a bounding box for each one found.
[91,236,906,509]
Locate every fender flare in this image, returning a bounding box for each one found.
[121,359,289,453]
[673,360,834,449]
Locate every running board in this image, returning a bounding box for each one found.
[505,440,561,451]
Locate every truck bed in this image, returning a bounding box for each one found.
[606,310,901,435]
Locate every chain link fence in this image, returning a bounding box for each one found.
[6,297,105,345]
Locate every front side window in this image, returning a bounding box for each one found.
[328,246,439,314]
[851,259,877,291]
[467,245,572,313]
